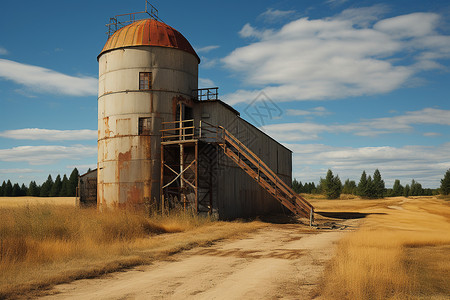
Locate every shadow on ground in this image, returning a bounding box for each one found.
[258,214,304,224]
[316,211,386,219]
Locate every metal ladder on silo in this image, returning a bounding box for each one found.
[215,126,315,225]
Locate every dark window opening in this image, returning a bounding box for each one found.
[139,72,152,90]
[139,117,152,135]
[175,103,194,138]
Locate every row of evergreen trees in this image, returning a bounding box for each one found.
[0,168,79,197]
[292,179,316,194]
[355,170,386,198]
[293,168,449,199]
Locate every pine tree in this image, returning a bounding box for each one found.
[292,178,301,194]
[324,170,333,198]
[40,175,54,197]
[12,183,21,197]
[392,179,404,196]
[324,170,342,199]
[68,168,79,197]
[342,179,357,195]
[333,175,342,199]
[59,174,70,197]
[50,175,62,197]
[0,181,4,196]
[28,181,39,196]
[316,178,325,194]
[20,183,27,196]
[372,169,385,198]
[440,169,450,195]
[404,184,410,197]
[366,175,374,198]
[410,179,423,196]
[357,171,368,197]
[4,180,13,196]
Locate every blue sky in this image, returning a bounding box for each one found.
[1,0,449,188]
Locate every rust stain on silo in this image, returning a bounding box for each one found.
[117,149,131,203]
[104,117,112,137]
[127,185,143,209]
[118,150,132,183]
[143,136,151,159]
[118,149,132,163]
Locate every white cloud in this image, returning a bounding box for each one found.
[423,132,441,137]
[0,145,97,165]
[0,46,8,55]
[261,122,327,141]
[289,143,450,188]
[0,59,97,96]
[0,168,42,174]
[374,13,439,38]
[286,106,331,117]
[238,23,274,39]
[200,56,219,69]
[261,108,450,141]
[198,78,215,87]
[326,0,349,7]
[0,128,97,141]
[335,5,388,28]
[196,45,220,53]
[222,9,450,104]
[259,8,296,23]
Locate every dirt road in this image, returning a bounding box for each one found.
[42,221,354,300]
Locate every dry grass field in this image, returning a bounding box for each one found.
[307,195,450,300]
[0,198,266,298]
[0,197,77,208]
[1,196,449,299]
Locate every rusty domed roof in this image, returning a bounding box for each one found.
[98,19,200,62]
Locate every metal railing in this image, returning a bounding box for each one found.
[218,126,314,219]
[161,119,195,142]
[161,119,222,143]
[193,87,219,101]
[106,1,162,38]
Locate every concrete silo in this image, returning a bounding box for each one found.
[97,19,200,210]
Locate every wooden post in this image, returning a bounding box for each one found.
[160,144,164,215]
[180,143,185,210]
[195,141,198,214]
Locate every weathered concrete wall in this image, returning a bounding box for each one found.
[98,46,198,210]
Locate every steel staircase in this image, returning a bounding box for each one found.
[162,119,315,224]
[216,126,314,223]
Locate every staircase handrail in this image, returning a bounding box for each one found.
[217,126,314,213]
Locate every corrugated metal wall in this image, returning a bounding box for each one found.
[195,101,292,219]
[79,169,98,207]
